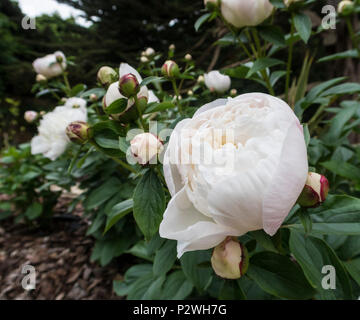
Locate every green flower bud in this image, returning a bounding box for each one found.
[211,237,249,279]
[97,66,118,87]
[338,0,354,15]
[135,95,148,113]
[161,60,180,78]
[66,121,92,144]
[119,73,140,98]
[297,172,329,208]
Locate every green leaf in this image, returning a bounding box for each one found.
[321,83,360,96]
[94,133,120,149]
[25,202,43,220]
[104,98,128,114]
[303,124,310,147]
[153,240,177,276]
[344,258,360,287]
[250,230,278,253]
[140,76,165,87]
[161,271,193,300]
[294,12,312,43]
[306,77,347,102]
[289,230,352,299]
[246,58,284,77]
[104,199,133,233]
[84,177,122,210]
[258,26,286,46]
[317,49,359,63]
[119,137,130,154]
[247,252,315,299]
[70,83,86,97]
[321,160,360,181]
[133,170,165,239]
[194,13,211,32]
[180,250,213,292]
[144,101,175,114]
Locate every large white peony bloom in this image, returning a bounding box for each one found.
[31,105,87,161]
[221,0,274,28]
[32,51,66,79]
[159,93,308,257]
[64,97,87,113]
[204,71,231,93]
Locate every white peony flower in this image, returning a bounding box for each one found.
[31,105,87,161]
[221,0,274,28]
[148,90,160,103]
[159,93,308,257]
[64,97,87,113]
[130,133,163,165]
[204,70,231,93]
[32,51,66,79]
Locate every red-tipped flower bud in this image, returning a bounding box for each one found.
[211,237,249,279]
[89,93,98,102]
[161,60,180,78]
[130,133,163,165]
[97,66,117,86]
[297,172,329,208]
[66,121,92,144]
[119,73,140,98]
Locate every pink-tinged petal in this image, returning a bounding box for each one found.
[119,63,143,83]
[262,121,308,236]
[159,187,240,258]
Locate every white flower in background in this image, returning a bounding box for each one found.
[31,105,87,161]
[36,74,47,82]
[130,133,163,165]
[144,47,155,56]
[148,90,160,103]
[64,97,87,113]
[204,70,231,93]
[338,0,354,14]
[104,63,148,107]
[221,0,274,28]
[159,93,308,257]
[284,0,301,7]
[24,111,38,123]
[32,51,66,79]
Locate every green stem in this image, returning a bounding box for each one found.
[90,141,137,174]
[134,95,146,130]
[285,15,295,103]
[346,17,359,53]
[171,79,183,115]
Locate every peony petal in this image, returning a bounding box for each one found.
[31,136,49,155]
[119,63,143,82]
[262,121,308,236]
[163,119,190,196]
[148,90,159,103]
[159,187,240,257]
[193,98,228,117]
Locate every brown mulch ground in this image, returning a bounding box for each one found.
[0,194,123,300]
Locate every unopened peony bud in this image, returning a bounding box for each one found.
[338,0,354,14]
[135,95,148,113]
[55,53,64,63]
[211,237,249,279]
[61,97,67,104]
[97,66,117,86]
[185,53,192,61]
[162,60,180,78]
[197,75,205,84]
[90,93,98,102]
[145,47,155,56]
[169,44,175,51]
[66,121,92,144]
[230,89,237,97]
[130,133,163,165]
[39,111,46,116]
[36,74,47,82]
[297,172,329,208]
[187,90,193,96]
[24,111,38,123]
[140,56,149,63]
[119,73,140,98]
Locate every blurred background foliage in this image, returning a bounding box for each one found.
[0,0,358,147]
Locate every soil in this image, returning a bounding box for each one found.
[0,193,123,300]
